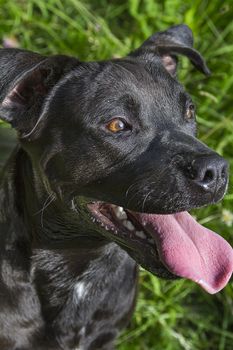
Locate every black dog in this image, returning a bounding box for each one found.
[0,24,232,350]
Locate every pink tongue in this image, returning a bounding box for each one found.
[138,211,233,294]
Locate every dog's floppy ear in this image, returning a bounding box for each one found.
[0,52,78,136]
[130,24,210,77]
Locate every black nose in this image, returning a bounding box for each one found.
[187,155,228,193]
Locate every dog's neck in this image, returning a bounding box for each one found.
[2,146,108,252]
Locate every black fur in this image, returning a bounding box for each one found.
[0,25,228,349]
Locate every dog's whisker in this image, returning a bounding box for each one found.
[125,180,142,199]
[141,189,154,212]
[126,188,142,207]
[126,177,157,208]
[34,193,56,228]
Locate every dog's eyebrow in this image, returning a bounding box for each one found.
[95,94,141,126]
[118,94,141,118]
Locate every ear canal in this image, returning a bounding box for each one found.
[160,54,178,77]
[2,66,52,111]
[129,24,210,76]
[0,62,54,132]
[0,53,79,136]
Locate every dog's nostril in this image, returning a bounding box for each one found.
[203,168,215,183]
[186,155,228,193]
[188,160,216,185]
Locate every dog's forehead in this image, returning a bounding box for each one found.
[94,59,183,96]
[69,59,187,123]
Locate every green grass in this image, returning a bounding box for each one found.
[0,1,232,349]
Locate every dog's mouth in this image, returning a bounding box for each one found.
[88,202,233,294]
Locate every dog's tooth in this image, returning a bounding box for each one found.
[119,212,127,220]
[135,231,146,239]
[114,207,127,220]
[122,220,135,231]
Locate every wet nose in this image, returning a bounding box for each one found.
[187,155,228,193]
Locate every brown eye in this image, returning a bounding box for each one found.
[106,118,131,133]
[185,103,195,120]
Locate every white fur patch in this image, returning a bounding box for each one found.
[74,281,89,301]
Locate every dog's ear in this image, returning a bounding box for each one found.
[129,24,210,77]
[0,52,78,136]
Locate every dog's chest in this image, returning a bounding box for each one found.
[33,244,138,350]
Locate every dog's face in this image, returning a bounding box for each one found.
[0,25,232,292]
[37,57,227,213]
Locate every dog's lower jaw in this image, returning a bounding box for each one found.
[0,147,138,350]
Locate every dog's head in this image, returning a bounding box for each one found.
[0,24,232,293]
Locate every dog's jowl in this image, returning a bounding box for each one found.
[0,25,232,350]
